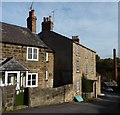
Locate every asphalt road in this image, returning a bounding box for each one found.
[2,91,120,114]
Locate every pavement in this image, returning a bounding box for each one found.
[2,91,120,114]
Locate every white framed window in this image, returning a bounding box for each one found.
[27,47,39,61]
[76,81,80,92]
[26,72,38,87]
[46,52,49,62]
[45,71,48,81]
[76,58,80,72]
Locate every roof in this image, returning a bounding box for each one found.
[39,31,73,42]
[0,57,28,72]
[0,22,49,49]
[39,31,96,53]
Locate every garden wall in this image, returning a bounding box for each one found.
[28,84,74,107]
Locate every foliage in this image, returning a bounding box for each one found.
[15,92,24,106]
[96,55,120,81]
[82,74,93,93]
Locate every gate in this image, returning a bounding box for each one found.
[15,88,29,106]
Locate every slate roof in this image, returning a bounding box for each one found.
[0,22,49,49]
[0,57,28,72]
[39,31,96,53]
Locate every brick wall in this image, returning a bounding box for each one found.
[28,84,74,107]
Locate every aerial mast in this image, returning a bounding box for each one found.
[29,0,34,10]
[51,9,57,29]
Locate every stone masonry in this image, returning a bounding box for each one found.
[1,85,16,111]
[0,43,54,89]
[28,84,73,107]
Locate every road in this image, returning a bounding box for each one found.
[2,91,120,114]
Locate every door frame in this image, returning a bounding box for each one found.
[5,71,20,90]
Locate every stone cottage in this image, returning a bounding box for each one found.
[0,10,54,93]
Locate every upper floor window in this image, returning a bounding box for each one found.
[86,64,88,75]
[76,46,80,56]
[91,65,94,74]
[91,53,94,60]
[27,47,39,61]
[76,58,80,72]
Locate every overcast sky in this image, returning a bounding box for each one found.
[1,0,119,59]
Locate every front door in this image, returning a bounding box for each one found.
[5,71,20,93]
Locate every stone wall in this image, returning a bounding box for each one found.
[28,84,74,107]
[72,43,82,96]
[0,43,54,89]
[96,75,101,95]
[1,85,16,111]
[45,52,54,88]
[39,32,73,87]
[80,45,96,80]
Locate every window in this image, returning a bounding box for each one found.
[26,73,38,87]
[27,47,39,61]
[76,81,80,92]
[46,53,49,62]
[45,71,48,81]
[7,73,14,85]
[0,73,5,86]
[91,65,94,73]
[91,53,94,60]
[2,73,5,84]
[86,64,88,75]
[76,58,80,72]
[76,46,80,56]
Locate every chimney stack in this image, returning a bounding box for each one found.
[113,49,118,81]
[41,16,53,31]
[27,9,37,33]
[72,36,80,44]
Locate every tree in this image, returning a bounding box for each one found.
[96,57,115,81]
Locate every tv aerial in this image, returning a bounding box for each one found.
[29,0,35,10]
[51,9,57,29]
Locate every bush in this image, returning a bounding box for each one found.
[82,75,93,93]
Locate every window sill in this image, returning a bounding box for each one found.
[27,59,38,61]
[76,71,80,73]
[26,85,38,88]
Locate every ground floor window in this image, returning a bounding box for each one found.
[26,72,38,87]
[76,81,80,92]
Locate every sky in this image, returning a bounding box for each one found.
[1,0,119,59]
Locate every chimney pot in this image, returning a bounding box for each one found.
[31,10,34,16]
[72,36,80,43]
[41,16,53,31]
[46,17,49,21]
[43,17,46,22]
[49,16,52,21]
